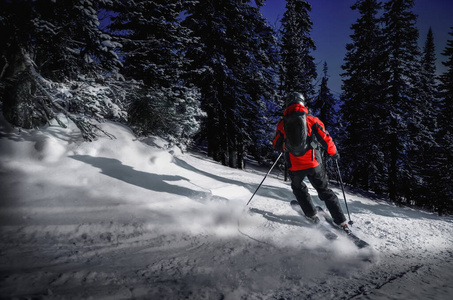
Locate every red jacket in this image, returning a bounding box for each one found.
[273,103,337,171]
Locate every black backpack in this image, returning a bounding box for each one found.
[283,111,312,157]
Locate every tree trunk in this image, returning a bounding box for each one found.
[2,49,44,128]
[228,150,237,168]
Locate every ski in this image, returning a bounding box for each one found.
[315,206,370,249]
[290,200,338,241]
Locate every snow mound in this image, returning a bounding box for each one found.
[33,136,67,162]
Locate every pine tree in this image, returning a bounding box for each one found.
[421,28,438,99]
[0,0,125,140]
[109,0,204,147]
[437,27,453,215]
[110,1,186,88]
[183,0,278,167]
[314,62,337,132]
[280,0,317,105]
[340,0,386,193]
[314,62,339,178]
[408,27,439,207]
[382,0,421,202]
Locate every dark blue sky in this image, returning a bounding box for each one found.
[260,0,453,96]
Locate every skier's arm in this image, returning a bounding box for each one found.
[312,121,337,156]
[273,120,285,152]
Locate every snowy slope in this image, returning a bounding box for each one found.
[1,116,452,300]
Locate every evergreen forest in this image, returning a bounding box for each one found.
[1,0,452,214]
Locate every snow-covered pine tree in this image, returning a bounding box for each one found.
[0,0,125,140]
[280,0,317,105]
[314,62,337,132]
[407,27,440,207]
[436,27,453,215]
[234,3,279,166]
[420,28,438,103]
[340,0,386,193]
[382,0,421,203]
[183,0,278,168]
[109,0,204,148]
[110,0,184,88]
[313,62,339,178]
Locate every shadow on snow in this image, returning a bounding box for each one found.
[70,155,228,203]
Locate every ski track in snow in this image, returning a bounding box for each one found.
[1,118,453,299]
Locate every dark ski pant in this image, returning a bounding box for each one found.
[290,166,346,225]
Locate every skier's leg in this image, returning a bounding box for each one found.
[289,170,317,218]
[307,166,346,225]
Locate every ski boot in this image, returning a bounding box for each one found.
[306,214,321,225]
[337,222,352,235]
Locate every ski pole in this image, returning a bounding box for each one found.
[246,152,283,206]
[335,159,354,225]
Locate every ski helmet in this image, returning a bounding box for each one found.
[285,92,305,107]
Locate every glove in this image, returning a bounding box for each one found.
[331,153,340,161]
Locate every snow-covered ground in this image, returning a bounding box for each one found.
[1,115,452,299]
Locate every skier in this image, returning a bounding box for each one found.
[273,92,351,233]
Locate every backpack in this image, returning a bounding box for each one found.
[283,111,312,156]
